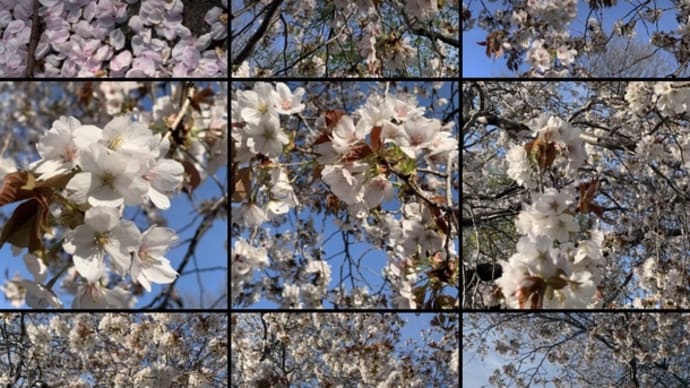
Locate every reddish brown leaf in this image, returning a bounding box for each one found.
[76,82,93,105]
[524,135,557,171]
[324,110,346,128]
[0,198,49,254]
[342,143,372,163]
[434,295,456,309]
[312,128,332,146]
[232,168,251,203]
[326,193,340,215]
[181,160,202,198]
[189,88,215,112]
[577,178,604,218]
[370,126,382,152]
[0,171,34,206]
[431,195,446,205]
[412,285,426,307]
[480,30,505,59]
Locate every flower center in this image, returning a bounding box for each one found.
[63,145,78,162]
[94,232,109,247]
[102,172,116,187]
[108,136,124,150]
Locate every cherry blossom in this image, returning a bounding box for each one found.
[0,313,228,385]
[232,313,457,386]
[463,80,690,309]
[62,206,141,282]
[232,1,458,76]
[66,143,149,207]
[464,313,690,387]
[0,81,226,309]
[130,226,178,292]
[232,81,458,309]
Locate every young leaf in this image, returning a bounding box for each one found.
[0,197,49,255]
[181,160,202,199]
[324,110,346,128]
[0,171,35,206]
[370,125,383,152]
[232,167,251,202]
[189,88,215,112]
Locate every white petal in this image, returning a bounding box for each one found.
[84,206,120,233]
[73,254,105,283]
[142,227,176,251]
[66,172,94,204]
[148,187,171,210]
[150,159,184,190]
[23,254,47,283]
[107,221,141,273]
[20,280,62,308]
[87,185,125,208]
[143,261,177,284]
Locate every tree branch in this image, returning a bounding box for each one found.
[232,0,284,67]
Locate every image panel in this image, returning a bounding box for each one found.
[0,312,228,386]
[231,1,459,77]
[0,1,227,78]
[0,81,228,309]
[464,312,690,387]
[462,1,690,77]
[462,80,690,310]
[231,311,459,387]
[231,80,459,309]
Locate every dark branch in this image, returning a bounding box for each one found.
[232,0,284,67]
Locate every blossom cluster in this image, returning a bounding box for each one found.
[0,114,184,309]
[13,313,227,387]
[506,114,585,188]
[0,82,227,309]
[496,188,604,308]
[232,313,457,386]
[316,92,455,210]
[231,82,302,226]
[231,82,305,304]
[0,0,228,77]
[231,82,458,309]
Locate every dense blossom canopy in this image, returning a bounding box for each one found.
[463,81,690,309]
[231,0,459,77]
[464,312,690,387]
[232,81,459,309]
[0,312,227,387]
[232,312,458,387]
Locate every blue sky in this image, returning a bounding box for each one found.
[463,314,559,388]
[0,81,228,309]
[231,81,459,309]
[463,1,680,76]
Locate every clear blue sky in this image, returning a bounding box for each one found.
[231,81,459,309]
[0,82,228,309]
[463,1,679,76]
